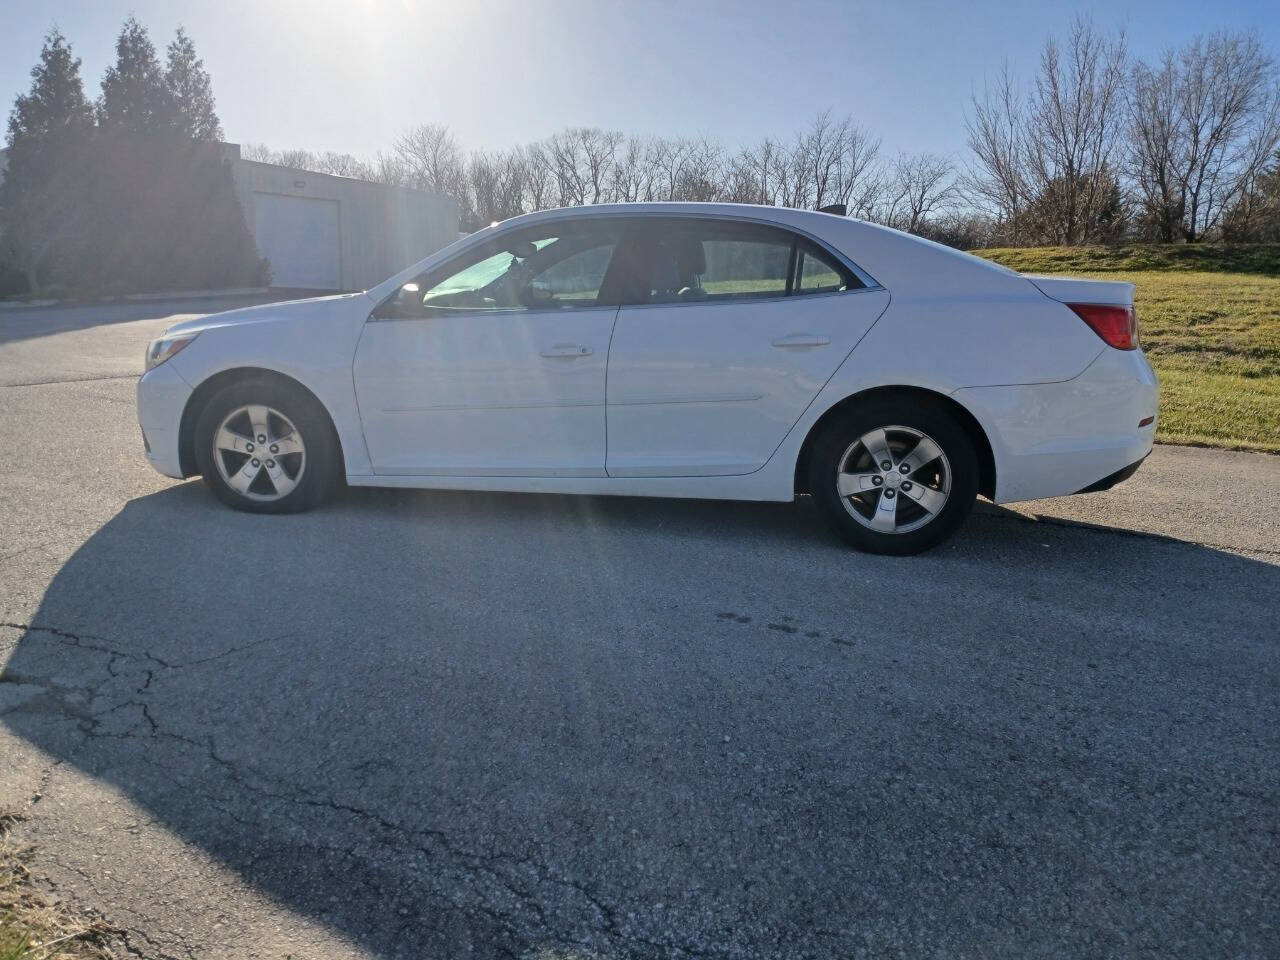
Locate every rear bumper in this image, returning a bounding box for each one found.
[137,363,193,479]
[955,347,1158,504]
[1076,454,1148,494]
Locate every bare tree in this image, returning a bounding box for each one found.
[492,148,530,220]
[964,64,1030,244]
[311,151,374,179]
[393,123,466,199]
[647,137,691,201]
[369,150,408,186]
[543,129,588,206]
[581,128,623,203]
[466,148,528,225]
[241,144,375,180]
[523,141,557,211]
[725,138,780,204]
[1175,32,1280,240]
[829,122,882,214]
[1024,18,1129,244]
[880,153,956,233]
[796,111,841,206]
[466,150,500,225]
[239,142,276,163]
[1128,52,1184,241]
[1126,32,1280,242]
[671,136,725,201]
[611,135,648,202]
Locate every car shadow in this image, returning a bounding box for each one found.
[3,483,1277,958]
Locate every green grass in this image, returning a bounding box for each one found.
[974,243,1280,275]
[0,812,113,960]
[0,923,32,960]
[975,245,1280,453]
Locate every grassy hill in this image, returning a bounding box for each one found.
[974,245,1280,453]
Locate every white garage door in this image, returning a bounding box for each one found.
[253,193,342,290]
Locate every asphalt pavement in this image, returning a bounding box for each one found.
[1,300,1277,959]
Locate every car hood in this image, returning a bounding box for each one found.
[162,292,372,337]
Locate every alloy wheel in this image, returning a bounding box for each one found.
[212,404,306,502]
[836,425,951,534]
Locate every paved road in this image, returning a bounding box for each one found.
[1,301,1277,960]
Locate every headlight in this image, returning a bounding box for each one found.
[145,333,199,371]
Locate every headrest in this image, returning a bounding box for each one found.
[672,235,706,276]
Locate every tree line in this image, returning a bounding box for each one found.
[0,21,265,296]
[4,16,1280,298]
[248,18,1280,247]
[967,20,1280,245]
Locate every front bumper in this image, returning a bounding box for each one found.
[137,362,193,478]
[955,347,1158,504]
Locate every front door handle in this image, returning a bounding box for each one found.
[540,344,593,358]
[771,334,830,348]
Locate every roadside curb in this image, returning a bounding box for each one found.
[0,287,271,311]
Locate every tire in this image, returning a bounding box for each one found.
[807,395,979,555]
[193,377,340,514]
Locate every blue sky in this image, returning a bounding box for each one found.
[3,0,1278,161]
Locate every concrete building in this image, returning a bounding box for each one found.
[0,144,459,294]
[223,144,459,291]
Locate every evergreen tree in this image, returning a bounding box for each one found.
[2,20,262,295]
[97,17,174,134]
[87,18,264,292]
[165,27,223,141]
[0,29,97,292]
[6,28,93,144]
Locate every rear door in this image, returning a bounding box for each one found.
[605,217,890,477]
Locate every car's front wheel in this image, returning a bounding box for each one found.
[807,396,979,555]
[193,378,339,513]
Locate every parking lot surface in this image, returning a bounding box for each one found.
[1,300,1277,959]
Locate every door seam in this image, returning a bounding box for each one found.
[603,304,621,478]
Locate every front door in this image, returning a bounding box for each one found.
[354,220,626,476]
[605,217,890,477]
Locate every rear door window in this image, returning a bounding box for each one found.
[795,240,852,294]
[628,219,861,305]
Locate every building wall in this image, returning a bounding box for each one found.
[228,152,459,291]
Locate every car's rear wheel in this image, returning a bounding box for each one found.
[194,378,339,513]
[807,396,979,555]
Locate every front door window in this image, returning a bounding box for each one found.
[377,225,623,318]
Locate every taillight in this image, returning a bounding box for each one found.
[1067,303,1139,350]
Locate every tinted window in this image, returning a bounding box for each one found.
[632,219,861,305]
[377,223,621,317]
[796,240,853,294]
[644,222,792,303]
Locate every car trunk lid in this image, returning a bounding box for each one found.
[1024,275,1140,350]
[1023,274,1135,307]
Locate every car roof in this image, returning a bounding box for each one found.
[493,202,868,241]
[368,202,1029,302]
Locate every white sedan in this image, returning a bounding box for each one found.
[137,203,1157,554]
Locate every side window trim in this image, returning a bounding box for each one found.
[616,215,877,309]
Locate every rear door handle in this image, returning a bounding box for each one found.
[540,344,593,358]
[771,334,830,348]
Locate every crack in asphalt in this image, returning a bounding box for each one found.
[0,374,139,388]
[2,620,732,959]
